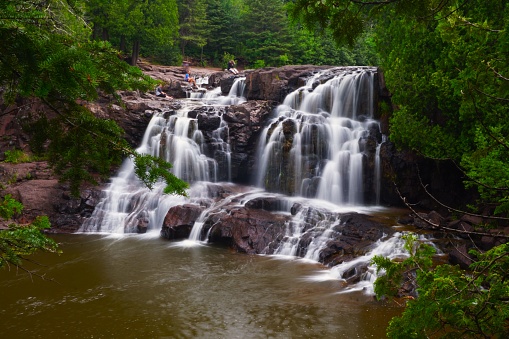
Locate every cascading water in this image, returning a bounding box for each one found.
[80,68,413,295]
[80,77,248,234]
[82,119,216,233]
[256,68,381,205]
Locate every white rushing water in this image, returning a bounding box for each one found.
[255,68,381,205]
[80,68,409,295]
[80,78,246,234]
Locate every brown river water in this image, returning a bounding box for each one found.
[0,233,402,338]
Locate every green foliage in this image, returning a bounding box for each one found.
[87,0,180,64]
[252,60,265,69]
[372,1,509,209]
[278,54,290,66]
[84,0,379,68]
[290,0,509,210]
[202,0,242,65]
[0,195,23,220]
[241,0,291,67]
[1,0,188,198]
[3,150,32,164]
[133,154,189,196]
[222,52,236,69]
[373,235,509,338]
[0,195,60,270]
[287,0,369,47]
[372,234,435,299]
[178,0,209,60]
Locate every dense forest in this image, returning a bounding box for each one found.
[86,0,379,68]
[1,0,509,337]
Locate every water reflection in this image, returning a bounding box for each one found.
[0,234,400,338]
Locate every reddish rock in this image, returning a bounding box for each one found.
[206,206,290,254]
[161,204,204,239]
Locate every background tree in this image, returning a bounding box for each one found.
[240,0,291,67]
[87,0,180,65]
[202,0,242,65]
[177,0,209,62]
[373,234,509,338]
[0,195,60,276]
[1,0,188,273]
[84,0,377,68]
[0,0,188,196]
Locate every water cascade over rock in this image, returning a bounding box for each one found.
[255,67,382,204]
[80,66,407,294]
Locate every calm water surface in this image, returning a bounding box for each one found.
[0,234,401,338]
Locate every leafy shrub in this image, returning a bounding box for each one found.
[3,149,31,164]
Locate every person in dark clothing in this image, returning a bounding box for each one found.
[155,84,172,99]
[227,60,239,75]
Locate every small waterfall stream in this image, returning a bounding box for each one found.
[80,68,411,295]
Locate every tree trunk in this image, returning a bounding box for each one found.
[102,28,109,41]
[131,40,140,66]
[92,26,99,40]
[120,35,126,53]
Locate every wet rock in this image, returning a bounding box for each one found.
[161,204,204,239]
[206,206,290,254]
[0,162,100,232]
[197,112,222,130]
[244,197,288,212]
[244,65,330,102]
[136,211,149,234]
[412,211,444,230]
[460,214,484,225]
[320,213,388,266]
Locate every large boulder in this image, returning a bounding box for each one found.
[243,65,329,102]
[161,204,204,239]
[206,205,290,254]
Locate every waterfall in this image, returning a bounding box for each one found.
[256,68,380,205]
[374,135,386,205]
[218,77,246,105]
[78,66,406,295]
[80,101,225,233]
[81,77,248,234]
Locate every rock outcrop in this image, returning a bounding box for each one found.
[0,162,100,232]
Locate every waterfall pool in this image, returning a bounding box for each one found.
[0,233,402,338]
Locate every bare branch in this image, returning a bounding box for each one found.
[394,182,509,238]
[459,17,503,32]
[416,168,509,221]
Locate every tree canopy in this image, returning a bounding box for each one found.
[288,0,509,336]
[82,0,377,67]
[0,195,60,275]
[1,0,188,197]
